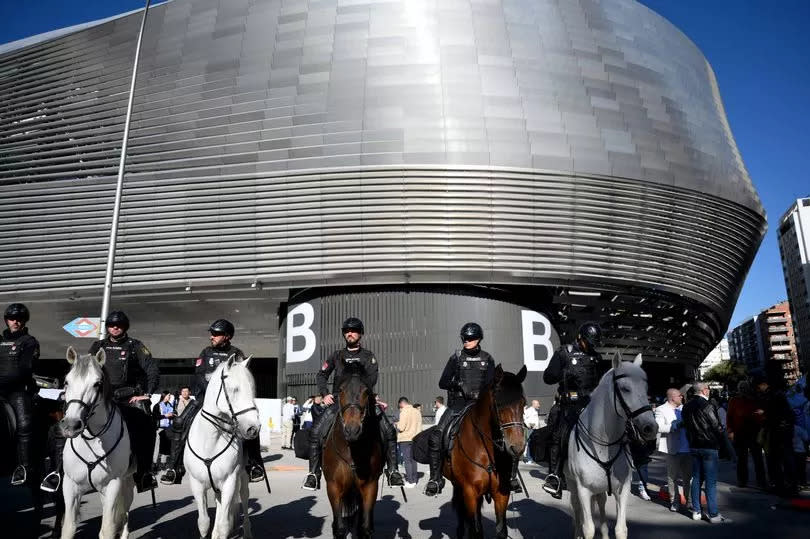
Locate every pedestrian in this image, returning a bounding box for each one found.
[433,396,447,426]
[396,396,422,488]
[523,399,542,463]
[176,385,192,416]
[154,391,175,470]
[1,303,41,487]
[683,382,732,523]
[291,397,302,447]
[753,368,797,496]
[301,396,315,430]
[726,380,767,489]
[655,388,691,511]
[281,396,295,449]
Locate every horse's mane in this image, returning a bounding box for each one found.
[493,370,524,407]
[72,352,112,403]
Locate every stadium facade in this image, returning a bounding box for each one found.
[0,0,765,408]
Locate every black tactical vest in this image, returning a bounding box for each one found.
[0,330,36,389]
[560,345,602,397]
[457,350,492,400]
[94,338,137,389]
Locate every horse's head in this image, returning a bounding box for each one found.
[611,353,657,442]
[208,355,260,440]
[61,346,110,438]
[492,364,528,459]
[337,362,372,442]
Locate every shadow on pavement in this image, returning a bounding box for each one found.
[263,453,283,463]
[250,494,325,538]
[83,495,193,538]
[375,494,411,539]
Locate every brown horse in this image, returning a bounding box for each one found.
[322,363,384,539]
[444,364,527,539]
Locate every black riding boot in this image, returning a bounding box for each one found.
[119,405,157,493]
[243,437,265,482]
[41,425,65,493]
[510,457,521,493]
[544,443,563,498]
[385,439,404,487]
[303,436,321,490]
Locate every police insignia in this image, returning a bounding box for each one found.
[121,351,126,356]
[322,361,329,370]
[371,357,376,364]
[463,361,468,367]
[142,346,151,355]
[195,358,202,367]
[571,359,578,366]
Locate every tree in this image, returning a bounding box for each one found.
[702,361,747,389]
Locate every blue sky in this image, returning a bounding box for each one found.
[1,1,808,333]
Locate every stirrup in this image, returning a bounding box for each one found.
[424,478,443,496]
[40,471,62,493]
[302,473,320,491]
[160,469,177,485]
[10,465,27,486]
[248,464,265,483]
[387,469,404,487]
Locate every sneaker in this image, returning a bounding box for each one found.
[403,481,417,489]
[302,473,319,491]
[10,465,27,486]
[40,471,61,493]
[638,486,651,501]
[160,469,177,485]
[669,502,678,512]
[708,514,732,524]
[692,511,702,521]
[388,470,405,487]
[248,464,265,483]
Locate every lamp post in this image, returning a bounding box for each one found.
[99,0,152,337]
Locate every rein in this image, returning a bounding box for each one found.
[573,371,652,496]
[331,377,372,474]
[187,367,257,494]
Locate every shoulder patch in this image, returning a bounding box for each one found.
[141,346,151,356]
[322,361,329,370]
[195,358,203,367]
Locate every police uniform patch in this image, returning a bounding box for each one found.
[371,357,376,364]
[195,358,202,367]
[142,346,151,356]
[209,358,214,366]
[11,346,15,351]
[121,351,126,356]
[322,361,329,370]
[462,361,468,367]
[571,359,578,365]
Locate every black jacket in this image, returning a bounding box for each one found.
[316,347,378,396]
[0,327,40,391]
[89,335,159,394]
[543,343,605,400]
[682,396,725,450]
[438,347,495,409]
[193,344,245,398]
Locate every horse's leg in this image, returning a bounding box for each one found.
[575,483,595,539]
[594,492,608,538]
[493,489,510,539]
[326,481,347,539]
[59,477,81,539]
[239,470,253,539]
[460,487,483,539]
[99,479,124,539]
[358,480,377,539]
[119,475,135,539]
[451,485,465,539]
[212,472,238,539]
[614,477,632,539]
[190,477,211,539]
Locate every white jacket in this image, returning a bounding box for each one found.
[654,402,681,455]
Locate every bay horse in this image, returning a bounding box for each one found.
[185,355,260,539]
[322,362,383,539]
[444,364,527,539]
[565,353,657,539]
[60,347,134,539]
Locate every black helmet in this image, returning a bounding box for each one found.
[105,311,130,331]
[209,319,235,337]
[341,317,364,334]
[578,322,602,348]
[4,303,30,323]
[460,322,484,341]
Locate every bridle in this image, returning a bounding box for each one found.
[65,377,126,492]
[187,366,258,494]
[573,369,652,495]
[330,376,372,473]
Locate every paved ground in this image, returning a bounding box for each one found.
[4,435,810,538]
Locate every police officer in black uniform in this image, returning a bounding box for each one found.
[0,303,41,486]
[425,322,505,497]
[81,311,159,492]
[542,322,605,498]
[160,319,265,485]
[302,317,404,490]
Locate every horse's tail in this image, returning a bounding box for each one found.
[341,490,360,519]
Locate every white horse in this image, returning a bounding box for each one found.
[60,347,134,539]
[185,355,260,539]
[565,353,658,539]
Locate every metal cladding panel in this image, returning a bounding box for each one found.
[281,288,562,413]
[0,0,765,364]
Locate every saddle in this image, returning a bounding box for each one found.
[443,401,477,454]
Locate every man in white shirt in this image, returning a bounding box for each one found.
[655,388,690,512]
[523,400,542,463]
[433,396,447,426]
[281,396,296,449]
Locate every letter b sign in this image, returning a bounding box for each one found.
[522,310,554,372]
[286,303,316,364]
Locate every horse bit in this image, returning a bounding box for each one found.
[186,367,257,494]
[65,385,125,492]
[574,371,652,495]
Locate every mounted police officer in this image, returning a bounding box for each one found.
[0,303,41,486]
[81,311,160,492]
[302,317,404,490]
[160,319,265,485]
[542,321,606,498]
[425,322,513,497]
